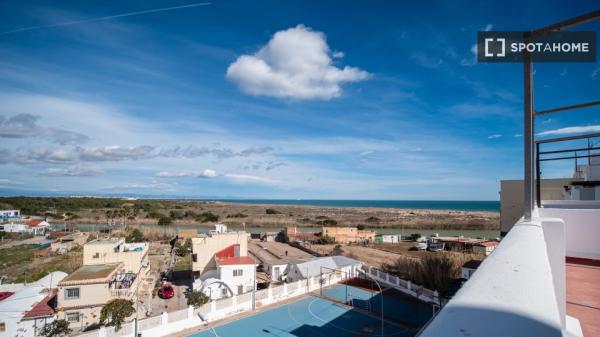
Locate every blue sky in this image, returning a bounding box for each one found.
[0,0,598,200]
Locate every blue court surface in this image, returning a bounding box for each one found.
[189,294,416,337]
[322,284,433,326]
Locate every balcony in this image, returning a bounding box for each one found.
[109,272,139,298]
[419,205,599,337]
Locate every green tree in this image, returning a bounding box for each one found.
[100,299,135,330]
[39,320,71,337]
[356,224,366,230]
[317,235,336,244]
[265,208,281,215]
[158,216,173,226]
[185,291,209,307]
[126,229,144,243]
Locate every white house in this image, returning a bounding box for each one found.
[193,244,256,300]
[0,272,67,337]
[380,234,400,243]
[0,210,20,220]
[461,260,482,280]
[285,256,362,282]
[472,241,498,256]
[0,220,50,235]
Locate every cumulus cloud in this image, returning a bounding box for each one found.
[537,125,600,136]
[44,166,104,176]
[0,113,89,144]
[199,169,218,178]
[226,24,370,100]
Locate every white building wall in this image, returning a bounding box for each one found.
[218,264,256,295]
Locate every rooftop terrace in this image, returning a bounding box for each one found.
[59,263,122,284]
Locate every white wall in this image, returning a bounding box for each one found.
[420,215,579,337]
[218,264,256,295]
[539,207,600,260]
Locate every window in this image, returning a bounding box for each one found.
[92,252,99,259]
[66,312,80,323]
[65,288,80,300]
[233,269,243,277]
[221,288,228,296]
[0,322,5,332]
[192,254,197,262]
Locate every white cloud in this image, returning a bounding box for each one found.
[537,125,600,136]
[44,166,104,176]
[156,171,194,177]
[411,52,443,69]
[487,134,502,139]
[226,24,370,100]
[514,134,523,138]
[223,173,277,184]
[199,169,218,178]
[0,113,89,144]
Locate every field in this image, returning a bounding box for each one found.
[0,197,499,231]
[0,244,82,283]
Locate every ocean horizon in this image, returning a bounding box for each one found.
[207,199,500,212]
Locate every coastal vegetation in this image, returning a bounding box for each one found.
[39,320,71,337]
[0,197,499,231]
[100,299,135,330]
[382,253,477,293]
[186,291,209,307]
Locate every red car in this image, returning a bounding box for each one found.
[0,292,14,301]
[158,284,174,299]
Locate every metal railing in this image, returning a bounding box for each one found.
[522,9,600,220]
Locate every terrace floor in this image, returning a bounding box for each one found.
[566,257,600,337]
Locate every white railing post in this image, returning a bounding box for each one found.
[187,305,194,320]
[232,295,238,311]
[99,326,107,337]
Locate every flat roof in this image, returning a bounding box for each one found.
[60,263,121,284]
[86,238,121,245]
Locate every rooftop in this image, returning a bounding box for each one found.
[59,263,122,284]
[566,258,600,337]
[462,259,482,269]
[86,238,121,245]
[22,289,57,320]
[217,256,256,266]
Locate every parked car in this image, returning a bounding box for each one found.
[0,292,14,301]
[158,283,175,299]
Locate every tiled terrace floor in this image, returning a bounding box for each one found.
[566,258,600,337]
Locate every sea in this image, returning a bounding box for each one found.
[208,199,499,212]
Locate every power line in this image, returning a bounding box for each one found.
[0,2,212,36]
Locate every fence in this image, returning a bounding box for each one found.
[72,267,433,337]
[74,272,345,337]
[363,265,439,304]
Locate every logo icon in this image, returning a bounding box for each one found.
[484,38,505,57]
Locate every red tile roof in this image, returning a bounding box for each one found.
[22,289,57,320]
[216,256,256,266]
[475,241,498,247]
[462,259,482,269]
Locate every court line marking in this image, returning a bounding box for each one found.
[303,298,411,336]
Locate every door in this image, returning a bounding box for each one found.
[273,267,280,280]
